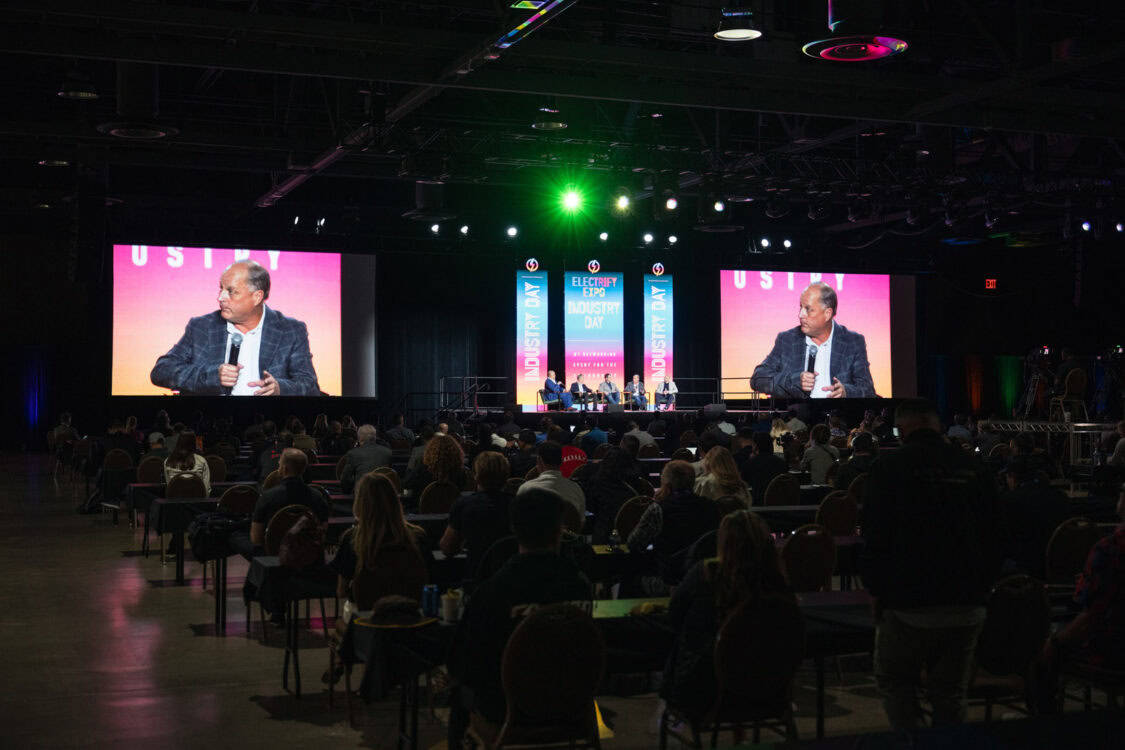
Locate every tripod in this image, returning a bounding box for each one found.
[1020,371,1044,419]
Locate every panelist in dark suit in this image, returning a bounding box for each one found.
[543,369,573,409]
[750,282,875,399]
[570,373,594,411]
[150,260,320,396]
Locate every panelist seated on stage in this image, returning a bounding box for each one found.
[570,374,594,409]
[624,374,648,409]
[542,370,573,409]
[150,260,321,396]
[654,376,678,409]
[750,282,875,400]
[598,373,621,405]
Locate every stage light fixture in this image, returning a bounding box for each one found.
[1081,220,1091,232]
[506,226,519,237]
[783,239,792,248]
[760,237,770,248]
[56,73,99,101]
[714,4,763,41]
[293,216,300,226]
[599,231,609,241]
[614,194,631,211]
[561,188,584,213]
[643,233,654,244]
[713,200,726,213]
[664,195,679,211]
[430,223,440,234]
[1116,222,1124,233]
[460,224,470,236]
[36,158,70,167]
[668,234,678,245]
[317,218,326,228]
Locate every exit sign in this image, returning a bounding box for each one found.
[984,278,997,290]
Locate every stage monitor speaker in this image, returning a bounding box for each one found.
[606,403,624,413]
[702,403,727,418]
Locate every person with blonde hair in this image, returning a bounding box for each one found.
[694,446,751,506]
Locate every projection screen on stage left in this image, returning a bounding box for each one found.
[111,244,377,396]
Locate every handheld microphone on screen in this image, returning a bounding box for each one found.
[807,343,818,375]
[225,333,243,395]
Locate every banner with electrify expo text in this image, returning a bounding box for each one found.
[515,270,548,411]
[564,269,624,387]
[643,272,673,390]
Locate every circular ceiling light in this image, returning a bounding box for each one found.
[714,8,762,41]
[802,35,908,62]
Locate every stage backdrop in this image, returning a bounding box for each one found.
[112,245,342,396]
[720,270,893,397]
[643,272,673,388]
[515,270,548,411]
[564,270,624,387]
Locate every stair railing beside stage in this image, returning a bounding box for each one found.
[720,376,775,416]
[438,376,511,414]
[657,377,723,410]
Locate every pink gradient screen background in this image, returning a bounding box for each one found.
[720,270,893,397]
[112,245,342,396]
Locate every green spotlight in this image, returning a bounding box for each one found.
[561,188,584,212]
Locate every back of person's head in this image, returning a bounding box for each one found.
[150,435,165,448]
[704,446,742,489]
[168,431,198,469]
[474,450,510,492]
[810,423,830,445]
[649,419,666,437]
[619,434,640,457]
[595,447,634,482]
[1006,455,1040,487]
[894,398,941,436]
[734,427,755,449]
[393,413,406,426]
[699,429,722,455]
[518,428,537,448]
[60,412,72,425]
[712,510,788,612]
[850,432,876,455]
[510,488,564,551]
[313,413,328,431]
[537,440,563,469]
[109,418,124,433]
[661,460,697,493]
[419,424,435,442]
[357,424,377,444]
[352,473,415,573]
[625,420,640,432]
[262,420,277,438]
[751,431,773,456]
[503,410,514,423]
[828,414,843,428]
[291,418,306,435]
[547,425,568,445]
[329,420,342,434]
[424,433,464,477]
[279,447,308,478]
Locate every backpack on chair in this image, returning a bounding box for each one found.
[278,508,325,570]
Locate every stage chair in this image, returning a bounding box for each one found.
[1049,368,1089,422]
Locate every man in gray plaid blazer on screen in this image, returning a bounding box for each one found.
[750,282,876,399]
[150,260,321,396]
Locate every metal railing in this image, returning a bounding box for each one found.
[438,376,511,413]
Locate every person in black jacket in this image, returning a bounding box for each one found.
[1000,456,1072,579]
[860,399,1004,731]
[833,431,878,491]
[735,431,788,505]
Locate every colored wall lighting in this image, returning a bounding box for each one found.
[561,188,584,212]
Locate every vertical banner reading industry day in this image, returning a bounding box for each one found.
[515,270,548,411]
[564,269,624,386]
[643,271,673,389]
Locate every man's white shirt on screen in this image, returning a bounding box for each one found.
[806,322,834,399]
[225,305,266,395]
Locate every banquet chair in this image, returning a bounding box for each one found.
[561,501,583,534]
[418,481,460,514]
[262,469,282,491]
[660,594,803,747]
[503,477,524,495]
[136,455,165,484]
[204,454,227,483]
[815,491,858,537]
[763,474,800,507]
[217,484,259,515]
[97,449,135,524]
[781,524,836,592]
[845,473,868,504]
[613,496,652,541]
[335,455,348,481]
[155,473,207,562]
[1045,517,1103,587]
[372,466,402,496]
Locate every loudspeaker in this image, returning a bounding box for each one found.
[606,403,624,413]
[702,403,727,418]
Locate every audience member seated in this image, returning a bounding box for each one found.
[517,441,585,517]
[449,489,593,744]
[338,424,392,493]
[163,431,210,495]
[800,424,839,484]
[624,420,657,449]
[1001,456,1072,579]
[737,432,788,505]
[311,413,329,442]
[105,418,140,464]
[441,452,514,586]
[578,418,608,456]
[404,433,468,497]
[382,413,414,445]
[50,412,79,448]
[946,413,973,443]
[254,421,281,481]
[769,418,790,455]
[585,447,644,544]
[505,429,539,479]
[1040,484,1125,672]
[693,446,751,506]
[232,448,329,558]
[330,472,426,612]
[405,425,435,476]
[494,411,520,440]
[628,460,720,590]
[975,419,1003,456]
[1108,421,1125,468]
[661,510,792,718]
[289,419,318,454]
[828,413,848,439]
[146,433,170,460]
[860,399,1003,731]
[321,420,354,456]
[834,432,878,491]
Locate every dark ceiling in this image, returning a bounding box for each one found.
[3,0,1124,253]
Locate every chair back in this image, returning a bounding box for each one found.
[503,477,525,495]
[265,504,315,556]
[475,535,520,583]
[205,454,227,482]
[335,455,348,480]
[569,463,597,486]
[372,466,402,496]
[418,481,460,513]
[781,524,836,592]
[214,441,237,466]
[711,594,804,723]
[846,472,868,503]
[166,472,207,499]
[351,543,428,611]
[136,455,165,484]
[638,443,661,459]
[593,443,611,459]
[525,466,541,481]
[390,439,412,452]
[496,604,604,749]
[103,448,134,470]
[815,491,858,536]
[1045,517,1104,585]
[613,496,652,540]
[670,448,695,462]
[1062,368,1087,399]
[262,469,282,491]
[217,484,259,515]
[763,473,800,507]
[988,443,1011,460]
[561,501,583,533]
[975,575,1050,677]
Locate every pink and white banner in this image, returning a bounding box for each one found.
[515,270,548,410]
[643,273,673,390]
